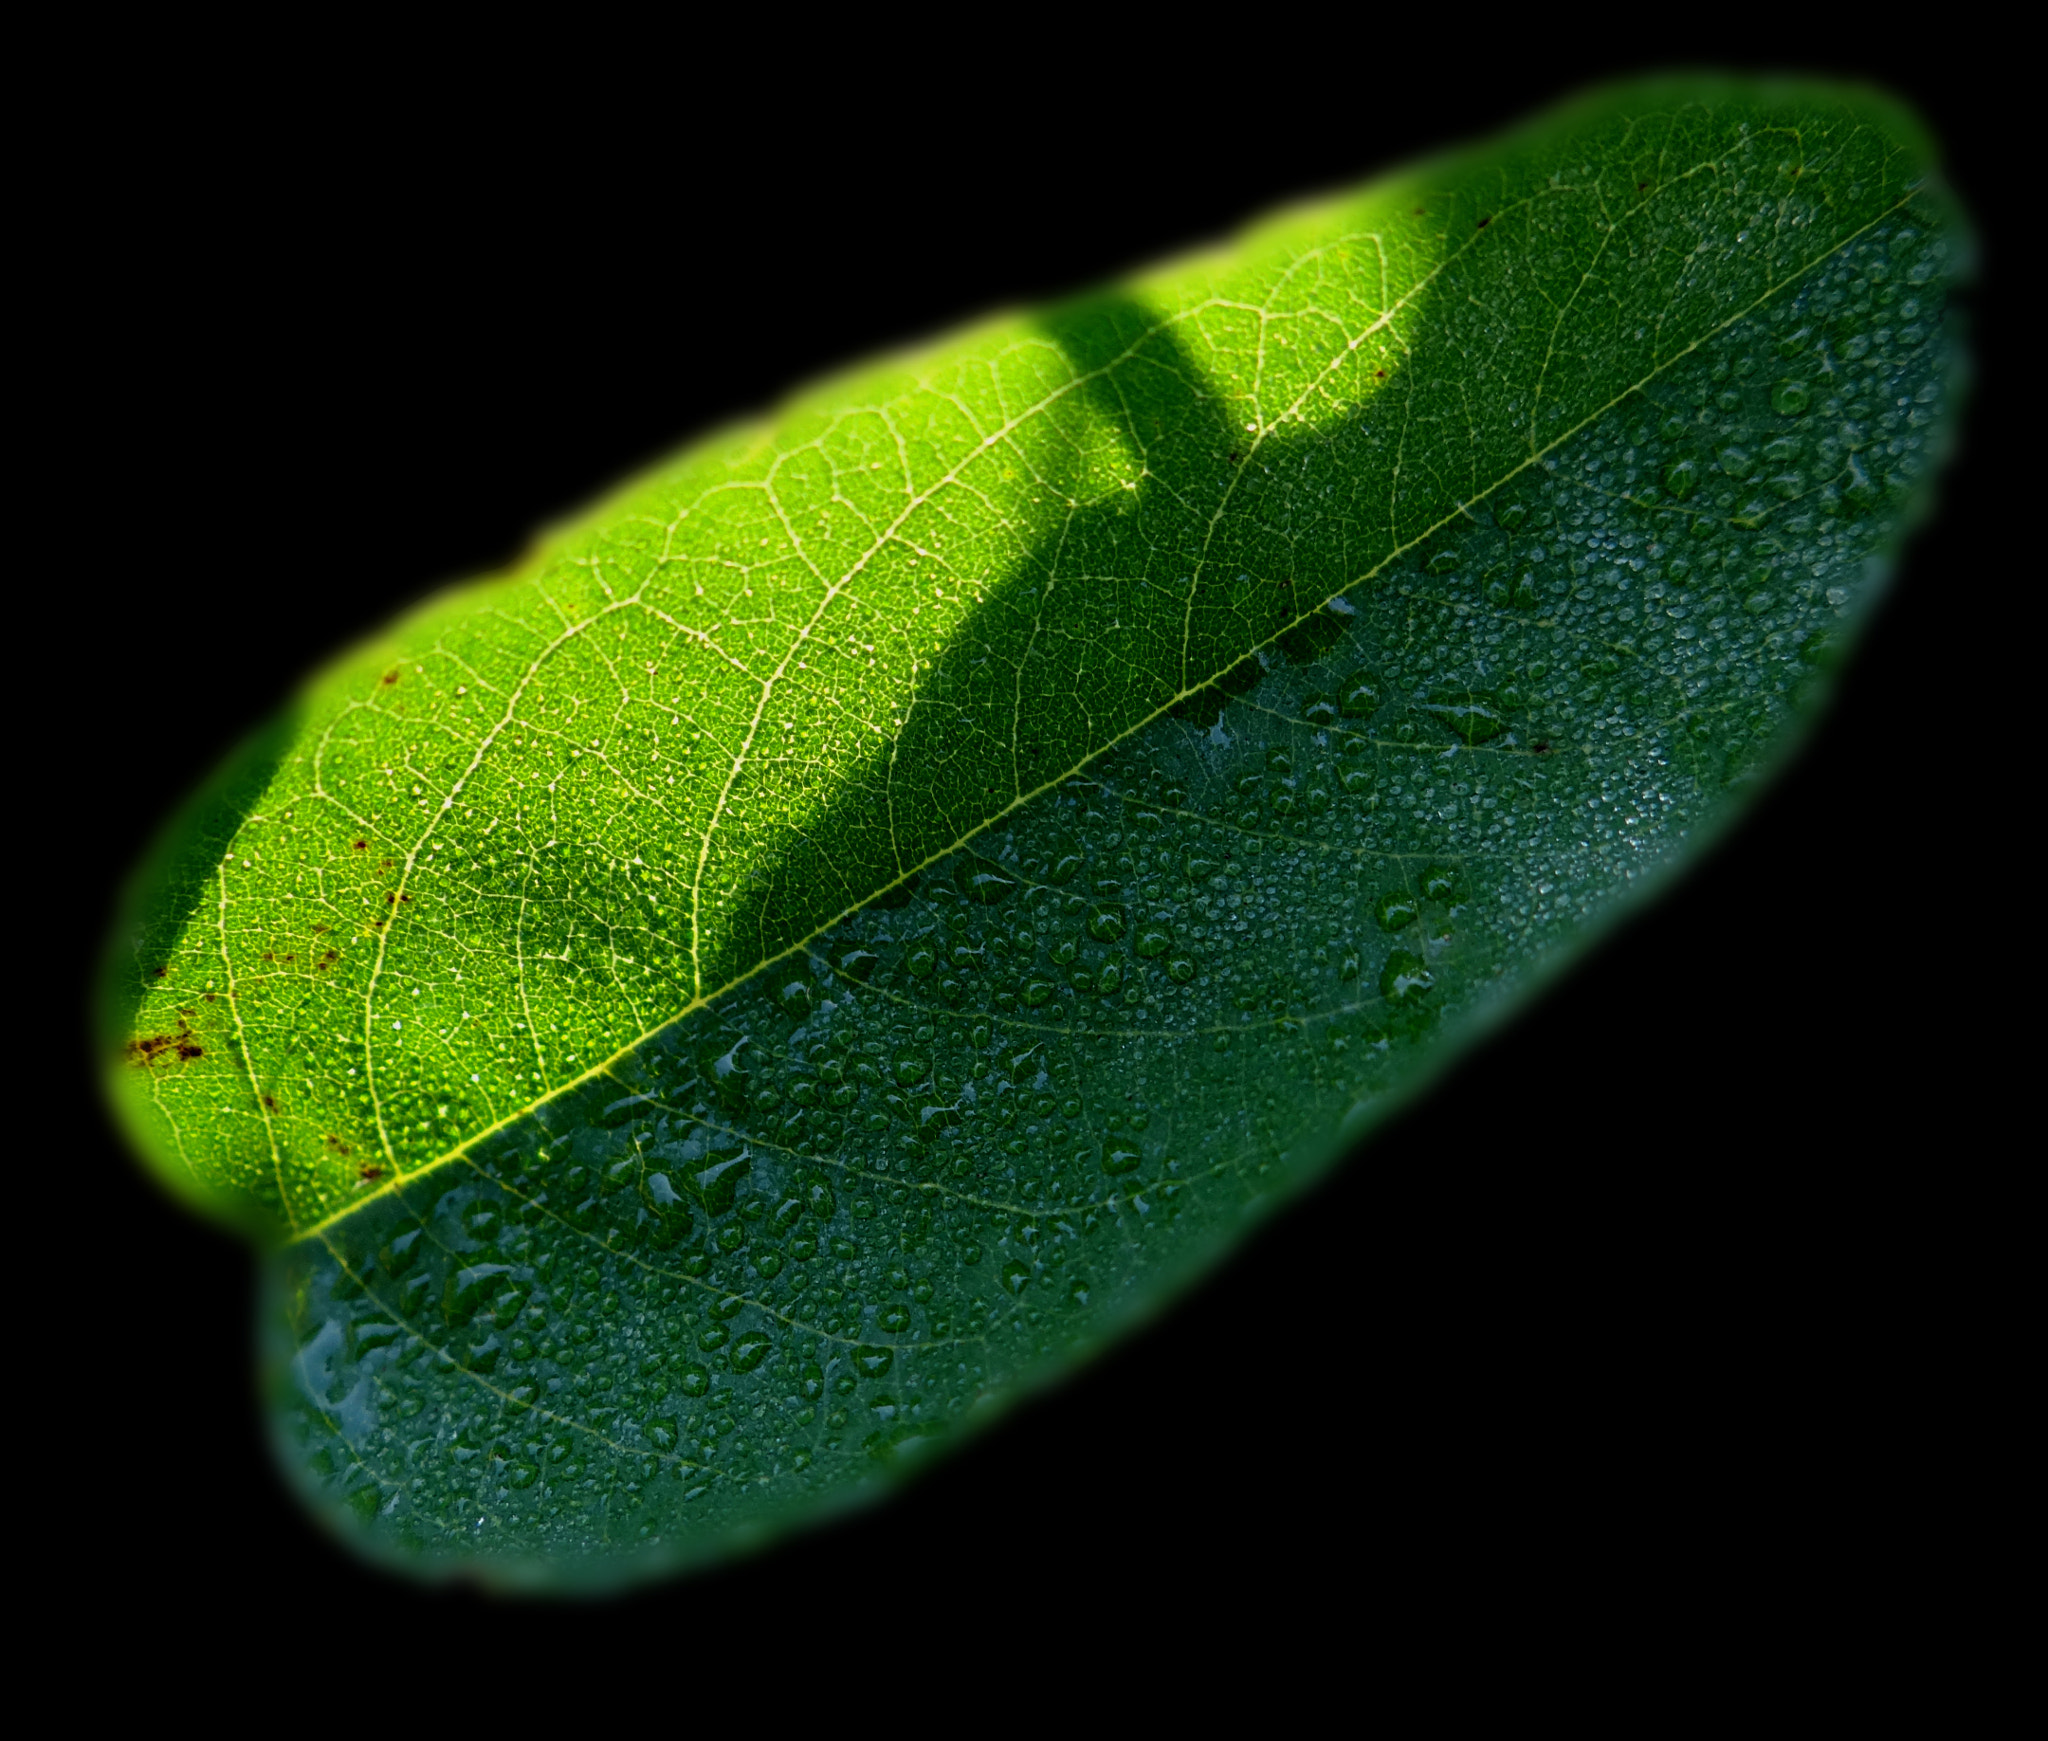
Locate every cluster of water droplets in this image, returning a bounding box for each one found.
[274,217,1956,1577]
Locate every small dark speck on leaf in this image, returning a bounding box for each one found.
[1477,216,1491,228]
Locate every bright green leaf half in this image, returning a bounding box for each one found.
[101,75,1966,1590]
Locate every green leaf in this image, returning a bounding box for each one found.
[100,75,1967,1589]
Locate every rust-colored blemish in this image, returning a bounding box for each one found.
[127,1019,205,1068]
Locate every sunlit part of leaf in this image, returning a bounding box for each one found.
[103,76,1964,1589]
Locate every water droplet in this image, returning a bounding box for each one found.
[1494,500,1528,531]
[1340,673,1385,717]
[442,1262,511,1325]
[693,1151,752,1216]
[1301,693,1340,728]
[1339,766,1374,796]
[1425,551,1460,575]
[905,947,935,978]
[956,855,1016,905]
[1420,866,1459,901]
[854,1345,893,1378]
[1719,446,1755,479]
[678,1362,711,1397]
[1772,379,1810,415]
[1134,922,1173,958]
[1000,1260,1032,1294]
[1663,458,1701,500]
[894,1053,928,1086]
[730,1331,773,1373]
[1379,951,1434,1002]
[379,1227,422,1276]
[1022,978,1055,1007]
[1101,1139,1142,1175]
[1374,891,1419,931]
[835,946,880,983]
[1096,960,1124,996]
[1799,626,1839,668]
[1166,956,1196,984]
[1420,694,1507,744]
[1087,906,1126,943]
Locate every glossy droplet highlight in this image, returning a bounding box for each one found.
[956,855,1016,905]
[1421,694,1507,744]
[1379,951,1434,1002]
[1340,673,1385,717]
[1101,1139,1142,1175]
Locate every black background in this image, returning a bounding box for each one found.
[52,34,2013,1641]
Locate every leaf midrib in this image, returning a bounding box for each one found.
[277,186,1915,1247]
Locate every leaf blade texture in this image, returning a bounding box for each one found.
[101,75,1967,1588]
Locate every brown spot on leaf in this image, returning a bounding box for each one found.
[127,1018,206,1068]
[324,1134,354,1156]
[380,671,399,686]
[359,1166,386,1181]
